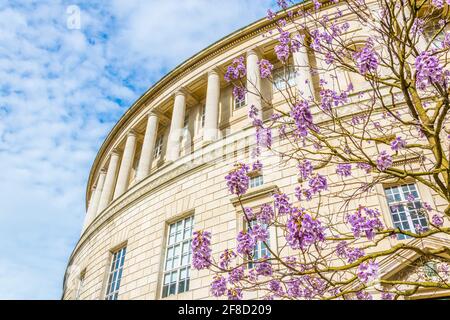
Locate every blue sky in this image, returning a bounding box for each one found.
[0,0,274,299]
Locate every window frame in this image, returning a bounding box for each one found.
[161,215,194,298]
[154,135,163,159]
[272,66,296,91]
[234,93,247,110]
[105,246,127,300]
[383,183,429,240]
[75,269,86,300]
[249,174,264,189]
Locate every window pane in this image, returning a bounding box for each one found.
[105,246,127,300]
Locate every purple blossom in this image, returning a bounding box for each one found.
[225,163,250,196]
[274,44,290,62]
[252,160,263,172]
[336,241,365,263]
[249,223,269,242]
[308,174,328,194]
[295,185,313,201]
[298,160,313,180]
[391,136,406,151]
[257,204,274,224]
[232,85,246,100]
[406,193,416,202]
[432,214,444,227]
[336,163,352,177]
[224,56,246,82]
[228,266,245,284]
[357,260,379,283]
[255,259,273,276]
[286,208,326,250]
[415,223,424,234]
[248,104,258,120]
[376,151,393,171]
[266,9,276,20]
[356,290,373,300]
[219,249,236,270]
[258,59,274,78]
[290,100,316,137]
[256,127,272,148]
[236,231,255,256]
[210,276,227,297]
[353,42,379,74]
[274,193,292,215]
[319,89,348,112]
[268,280,283,295]
[381,292,394,300]
[227,288,243,300]
[191,231,212,270]
[346,206,384,240]
[415,51,445,90]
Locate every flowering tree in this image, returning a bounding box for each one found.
[192,0,450,300]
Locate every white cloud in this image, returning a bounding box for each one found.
[0,0,271,299]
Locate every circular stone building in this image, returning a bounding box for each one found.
[63,1,450,300]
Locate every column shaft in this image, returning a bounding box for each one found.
[167,91,186,162]
[97,151,120,213]
[136,113,159,181]
[113,131,137,199]
[246,49,262,121]
[83,170,106,231]
[204,70,220,142]
[293,35,315,100]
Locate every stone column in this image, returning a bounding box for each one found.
[136,113,159,181]
[83,169,106,231]
[97,150,120,213]
[246,49,262,121]
[167,90,186,162]
[203,69,220,143]
[293,34,315,99]
[113,131,137,199]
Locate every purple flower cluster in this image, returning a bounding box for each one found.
[252,160,263,172]
[286,276,327,299]
[274,192,292,215]
[432,214,444,227]
[353,42,379,75]
[356,162,372,173]
[225,163,250,196]
[227,288,243,300]
[431,0,450,9]
[391,136,406,151]
[224,56,246,82]
[336,163,352,177]
[255,260,273,276]
[290,100,316,137]
[258,59,274,78]
[228,266,245,284]
[268,280,284,295]
[357,260,379,283]
[336,241,365,263]
[219,249,236,270]
[346,206,384,240]
[236,231,255,256]
[415,51,445,90]
[319,89,349,112]
[376,151,392,172]
[257,204,274,224]
[286,208,326,250]
[210,276,227,297]
[256,127,272,148]
[191,230,212,270]
[308,174,328,194]
[381,292,394,300]
[250,224,269,242]
[232,85,246,100]
[356,290,373,300]
[298,159,313,180]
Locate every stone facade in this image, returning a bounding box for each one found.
[62,1,449,300]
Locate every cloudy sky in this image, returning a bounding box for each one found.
[0,0,275,299]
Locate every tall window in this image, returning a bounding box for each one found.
[162,216,194,298]
[76,270,86,300]
[234,94,246,110]
[273,66,296,91]
[249,174,264,188]
[154,136,163,159]
[248,219,270,268]
[105,246,127,300]
[384,183,428,240]
[201,105,206,128]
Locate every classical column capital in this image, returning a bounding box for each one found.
[207,67,221,77]
[111,149,120,157]
[174,88,188,98]
[246,47,261,58]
